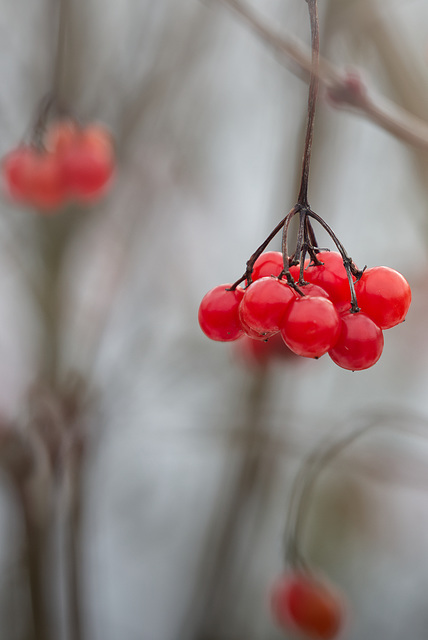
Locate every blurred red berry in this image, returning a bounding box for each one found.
[271,572,344,640]
[60,124,114,200]
[2,146,65,211]
[234,332,298,368]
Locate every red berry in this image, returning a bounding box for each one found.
[281,296,340,358]
[251,251,284,281]
[61,125,114,200]
[328,311,384,370]
[2,146,34,201]
[233,332,297,368]
[198,284,244,342]
[240,314,277,341]
[239,277,297,335]
[299,282,330,300]
[303,252,351,305]
[354,266,411,329]
[271,572,344,640]
[25,152,66,210]
[2,146,65,210]
[44,119,79,154]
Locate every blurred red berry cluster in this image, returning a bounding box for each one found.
[2,119,114,211]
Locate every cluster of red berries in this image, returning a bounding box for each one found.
[198,250,411,371]
[1,119,115,211]
[271,571,344,640]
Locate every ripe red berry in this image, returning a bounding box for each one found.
[271,572,344,640]
[198,284,244,342]
[281,296,340,358]
[353,266,411,329]
[251,251,284,281]
[239,277,297,335]
[303,252,351,306]
[299,282,330,300]
[328,311,384,370]
[240,314,277,341]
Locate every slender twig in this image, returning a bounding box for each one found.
[283,412,428,570]
[213,0,428,151]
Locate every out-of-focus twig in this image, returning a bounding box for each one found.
[213,0,428,151]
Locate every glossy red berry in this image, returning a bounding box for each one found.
[299,282,330,300]
[239,277,297,335]
[303,252,351,305]
[240,314,277,341]
[198,284,244,342]
[281,296,340,358]
[271,572,344,640]
[251,251,284,281]
[354,266,411,329]
[328,311,384,370]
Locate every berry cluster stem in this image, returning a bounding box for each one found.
[297,0,319,208]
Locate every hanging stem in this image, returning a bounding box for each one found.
[297,0,319,207]
[283,413,428,570]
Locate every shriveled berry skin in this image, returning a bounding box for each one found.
[303,251,351,305]
[198,284,244,342]
[271,573,344,640]
[354,266,411,329]
[239,277,297,335]
[328,311,384,371]
[281,296,340,358]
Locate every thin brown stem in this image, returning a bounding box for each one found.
[297,0,319,207]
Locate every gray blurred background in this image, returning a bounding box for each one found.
[0,0,428,639]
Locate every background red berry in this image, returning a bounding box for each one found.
[271,572,344,640]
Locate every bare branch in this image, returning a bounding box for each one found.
[214,0,428,151]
